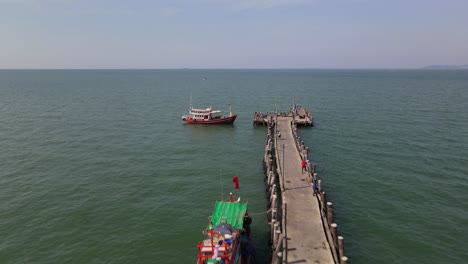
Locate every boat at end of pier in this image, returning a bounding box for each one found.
[182,104,237,125]
[196,194,254,264]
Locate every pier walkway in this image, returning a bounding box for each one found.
[276,116,334,263]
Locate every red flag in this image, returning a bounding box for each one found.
[232,176,239,189]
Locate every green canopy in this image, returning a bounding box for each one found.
[210,201,247,229]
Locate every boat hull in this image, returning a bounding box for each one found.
[183,115,237,124]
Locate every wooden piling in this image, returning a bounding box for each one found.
[331,223,338,248]
[327,202,334,226]
[274,233,284,254]
[338,236,345,260]
[270,219,276,239]
[273,223,280,246]
[321,192,326,211]
[341,256,348,264]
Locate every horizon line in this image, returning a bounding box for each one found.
[0,67,455,70]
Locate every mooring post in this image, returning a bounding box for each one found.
[269,173,275,187]
[275,233,284,253]
[327,202,334,226]
[270,219,276,238]
[331,223,338,248]
[341,256,348,264]
[282,235,287,264]
[317,179,321,192]
[273,222,280,246]
[321,191,326,211]
[274,234,284,264]
[338,236,345,260]
[271,195,277,213]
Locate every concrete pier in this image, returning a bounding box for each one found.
[277,116,333,263]
[261,106,346,264]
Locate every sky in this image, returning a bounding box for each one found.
[0,0,467,69]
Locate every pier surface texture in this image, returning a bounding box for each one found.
[276,116,334,263]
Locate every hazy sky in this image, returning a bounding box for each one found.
[1,0,467,69]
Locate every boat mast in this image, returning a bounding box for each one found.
[228,104,232,116]
[189,93,192,112]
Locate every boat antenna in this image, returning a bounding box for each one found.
[189,93,192,112]
[275,99,278,114]
[219,169,224,202]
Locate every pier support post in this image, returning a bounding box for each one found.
[274,234,284,264]
[327,202,334,226]
[338,236,345,260]
[331,223,338,248]
[270,219,276,238]
[273,223,280,246]
[271,195,277,213]
[317,179,321,192]
[269,175,275,189]
[282,235,287,264]
[321,192,326,211]
[341,256,348,264]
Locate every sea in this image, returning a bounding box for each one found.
[0,69,467,264]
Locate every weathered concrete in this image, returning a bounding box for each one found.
[275,116,334,263]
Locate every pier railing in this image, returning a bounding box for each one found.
[263,118,287,263]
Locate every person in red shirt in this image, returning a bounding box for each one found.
[301,160,307,173]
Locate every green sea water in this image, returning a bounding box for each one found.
[1,69,467,263]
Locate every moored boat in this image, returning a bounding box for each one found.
[196,192,254,263]
[182,104,237,124]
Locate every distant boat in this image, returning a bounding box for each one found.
[182,104,237,124]
[196,191,254,263]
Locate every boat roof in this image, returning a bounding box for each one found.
[211,201,247,230]
[190,108,222,114]
[191,107,212,112]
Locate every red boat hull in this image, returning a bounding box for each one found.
[184,115,237,124]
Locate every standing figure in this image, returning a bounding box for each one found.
[312,181,317,196]
[301,160,307,173]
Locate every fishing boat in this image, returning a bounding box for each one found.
[196,192,254,264]
[181,104,237,124]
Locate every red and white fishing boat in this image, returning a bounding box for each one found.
[182,104,237,124]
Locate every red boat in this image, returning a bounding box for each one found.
[182,105,237,124]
